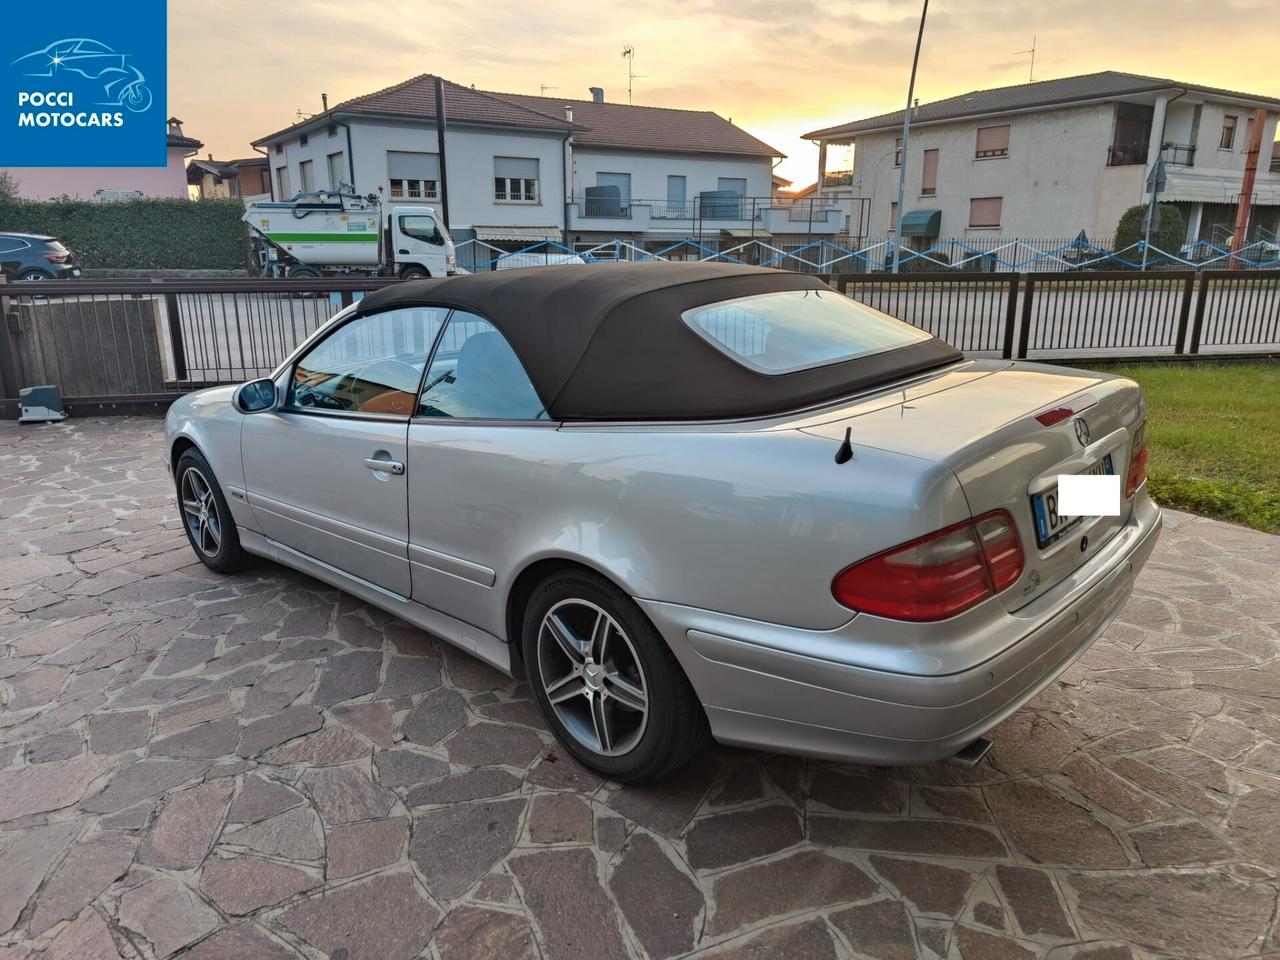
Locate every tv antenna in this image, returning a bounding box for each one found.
[539,83,558,96]
[621,45,645,104]
[1014,35,1037,82]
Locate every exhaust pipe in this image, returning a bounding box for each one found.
[948,737,993,768]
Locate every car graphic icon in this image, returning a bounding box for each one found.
[11,38,152,112]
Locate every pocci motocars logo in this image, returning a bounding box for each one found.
[1,1,167,167]
[1074,417,1091,447]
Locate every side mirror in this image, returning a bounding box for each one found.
[234,378,278,414]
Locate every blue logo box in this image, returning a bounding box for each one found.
[2,0,168,167]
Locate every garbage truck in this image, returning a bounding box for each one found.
[243,188,456,279]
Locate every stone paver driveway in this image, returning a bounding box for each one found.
[2,418,1279,960]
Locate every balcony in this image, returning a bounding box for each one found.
[567,195,846,234]
[821,170,855,188]
[1161,142,1196,167]
[1107,141,1149,167]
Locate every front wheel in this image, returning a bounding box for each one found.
[399,266,430,280]
[522,570,709,783]
[176,449,249,573]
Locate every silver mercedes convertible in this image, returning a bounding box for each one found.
[166,263,1161,782]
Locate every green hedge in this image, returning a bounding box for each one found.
[0,197,247,270]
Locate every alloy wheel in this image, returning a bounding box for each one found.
[180,466,222,558]
[535,598,649,756]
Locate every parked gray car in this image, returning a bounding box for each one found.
[165,263,1161,782]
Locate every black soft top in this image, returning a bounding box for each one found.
[354,262,961,421]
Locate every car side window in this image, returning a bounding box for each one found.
[289,306,447,417]
[418,312,548,420]
[0,236,28,255]
[399,215,443,245]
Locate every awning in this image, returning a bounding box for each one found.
[721,228,772,239]
[473,226,563,242]
[900,209,941,238]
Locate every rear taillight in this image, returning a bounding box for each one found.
[832,510,1025,622]
[44,253,67,263]
[1126,419,1148,497]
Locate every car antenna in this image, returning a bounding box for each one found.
[834,426,854,464]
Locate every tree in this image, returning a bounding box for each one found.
[1114,202,1186,257]
[0,170,18,201]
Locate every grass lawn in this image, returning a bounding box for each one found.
[1089,361,1280,534]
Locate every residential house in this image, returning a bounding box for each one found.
[251,76,844,266]
[4,118,203,201]
[187,156,271,201]
[805,72,1280,246]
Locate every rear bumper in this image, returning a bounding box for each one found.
[640,493,1162,765]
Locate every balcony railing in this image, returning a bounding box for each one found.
[1161,142,1196,167]
[822,171,856,187]
[1107,141,1149,167]
[568,196,849,232]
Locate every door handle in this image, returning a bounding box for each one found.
[364,457,405,475]
[398,248,410,255]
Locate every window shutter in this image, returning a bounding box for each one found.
[494,157,539,179]
[969,197,1002,227]
[921,149,939,192]
[387,151,440,181]
[975,125,1010,154]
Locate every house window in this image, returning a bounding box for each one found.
[494,157,539,201]
[894,137,903,166]
[274,143,283,155]
[921,148,938,195]
[327,151,346,190]
[717,177,747,196]
[969,196,1003,228]
[1220,115,1238,150]
[666,175,687,216]
[889,201,898,231]
[596,172,632,203]
[298,160,315,193]
[300,133,309,147]
[387,151,440,200]
[975,125,1010,159]
[275,166,290,198]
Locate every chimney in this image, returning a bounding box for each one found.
[589,87,604,104]
[564,105,573,123]
[322,92,329,111]
[166,117,183,136]
[207,152,213,160]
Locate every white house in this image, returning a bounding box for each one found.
[4,118,203,202]
[251,76,842,265]
[804,72,1280,246]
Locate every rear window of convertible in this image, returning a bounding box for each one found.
[682,288,931,375]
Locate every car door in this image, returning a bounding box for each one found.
[395,212,446,275]
[241,305,448,596]
[407,310,553,627]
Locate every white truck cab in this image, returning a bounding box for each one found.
[244,192,456,279]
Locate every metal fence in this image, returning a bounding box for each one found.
[1,271,1276,418]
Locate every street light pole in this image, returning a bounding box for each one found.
[891,0,929,274]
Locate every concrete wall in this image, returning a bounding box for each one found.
[262,119,775,235]
[846,103,1123,239]
[6,147,194,201]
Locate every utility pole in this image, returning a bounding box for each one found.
[1231,107,1268,263]
[891,0,929,274]
[434,77,450,228]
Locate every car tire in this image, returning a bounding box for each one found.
[287,265,321,278]
[18,269,52,281]
[522,569,709,783]
[175,449,250,574]
[399,266,430,280]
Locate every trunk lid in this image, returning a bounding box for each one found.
[799,361,1144,611]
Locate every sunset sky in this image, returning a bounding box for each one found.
[171,0,1280,186]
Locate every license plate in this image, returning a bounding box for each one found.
[1031,454,1114,548]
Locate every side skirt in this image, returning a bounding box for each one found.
[239,529,513,676]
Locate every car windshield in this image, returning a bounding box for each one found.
[682,288,931,375]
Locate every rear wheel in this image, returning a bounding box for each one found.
[522,569,709,783]
[18,269,52,281]
[175,449,249,573]
[286,265,321,278]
